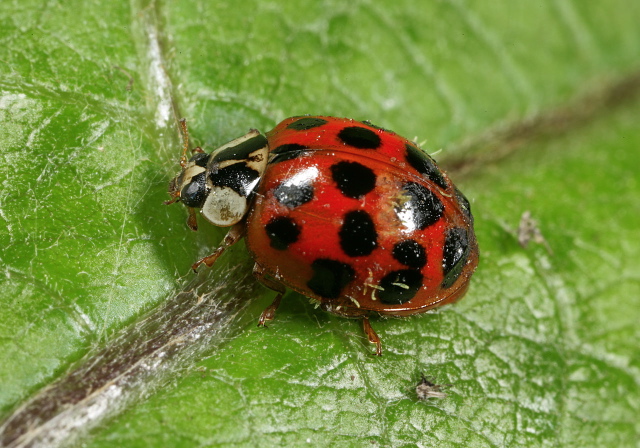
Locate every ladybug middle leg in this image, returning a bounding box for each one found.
[191,222,245,272]
[362,316,382,356]
[253,263,286,327]
[322,303,383,356]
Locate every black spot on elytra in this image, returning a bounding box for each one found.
[212,134,268,163]
[286,117,329,130]
[454,187,474,225]
[307,258,355,299]
[405,144,448,190]
[210,163,260,197]
[269,143,309,164]
[188,152,210,168]
[339,210,377,257]
[441,227,470,288]
[180,172,207,207]
[396,182,444,230]
[392,239,427,269]
[378,269,423,305]
[265,216,300,250]
[330,161,376,199]
[273,181,314,208]
[338,126,382,149]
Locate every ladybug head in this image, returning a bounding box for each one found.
[166,152,211,231]
[173,153,210,207]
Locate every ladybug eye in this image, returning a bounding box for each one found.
[180,172,207,207]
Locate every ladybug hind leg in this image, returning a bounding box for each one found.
[253,263,286,327]
[191,222,245,272]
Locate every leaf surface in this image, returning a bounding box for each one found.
[0,1,639,447]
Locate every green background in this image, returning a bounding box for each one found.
[1,0,639,446]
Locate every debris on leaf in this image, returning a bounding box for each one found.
[517,211,553,255]
[416,374,451,400]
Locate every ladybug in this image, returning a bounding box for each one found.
[167,116,478,355]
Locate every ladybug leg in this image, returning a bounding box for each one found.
[362,317,382,356]
[191,222,245,272]
[186,207,198,231]
[253,263,286,327]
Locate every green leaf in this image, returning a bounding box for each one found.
[1,1,639,447]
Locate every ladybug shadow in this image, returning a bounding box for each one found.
[256,290,373,348]
[264,289,332,328]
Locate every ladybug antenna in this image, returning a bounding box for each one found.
[179,118,190,168]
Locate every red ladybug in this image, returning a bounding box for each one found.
[167,116,478,355]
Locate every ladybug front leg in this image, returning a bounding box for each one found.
[191,222,245,272]
[362,317,382,356]
[253,263,286,327]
